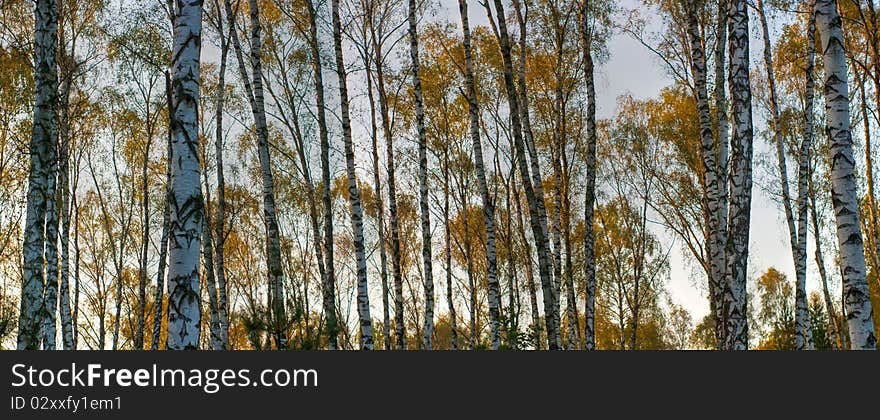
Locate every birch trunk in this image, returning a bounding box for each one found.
[225,0,288,349]
[809,177,842,349]
[712,0,730,347]
[135,107,155,351]
[815,0,877,349]
[363,46,392,350]
[514,176,541,349]
[18,0,59,350]
[166,0,204,350]
[723,0,753,350]
[580,0,597,350]
[686,0,727,350]
[368,16,405,351]
[332,0,374,349]
[152,71,174,351]
[72,191,80,349]
[512,0,560,349]
[304,0,339,350]
[408,0,435,350]
[58,103,73,350]
[249,0,286,349]
[458,0,499,350]
[213,1,230,349]
[755,0,812,350]
[42,139,59,350]
[794,4,817,351]
[201,189,222,350]
[486,0,560,350]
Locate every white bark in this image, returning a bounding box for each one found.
[59,118,74,350]
[755,0,812,350]
[152,71,174,351]
[511,0,560,350]
[362,40,392,349]
[712,0,730,347]
[224,0,288,349]
[166,0,204,350]
[458,0,500,350]
[409,0,435,350]
[213,0,230,349]
[365,9,405,350]
[332,0,374,349]
[304,0,339,350]
[42,140,59,350]
[580,0,597,351]
[18,0,59,351]
[815,0,877,349]
[486,0,561,350]
[723,0,753,350]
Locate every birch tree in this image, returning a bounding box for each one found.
[166,0,204,350]
[723,0,753,350]
[18,0,59,351]
[457,0,500,350]
[484,0,560,350]
[580,0,598,351]
[224,0,288,349]
[753,0,813,350]
[152,71,173,350]
[408,0,435,349]
[332,0,374,349]
[815,0,877,350]
[303,0,340,350]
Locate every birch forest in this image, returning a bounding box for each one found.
[2,0,880,351]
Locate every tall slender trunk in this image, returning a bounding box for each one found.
[454,173,478,349]
[368,13,405,351]
[201,178,222,350]
[362,32,392,350]
[443,145,458,349]
[42,129,59,350]
[332,0,374,349]
[56,19,74,351]
[152,71,174,351]
[304,0,339,350]
[408,0,435,350]
[514,175,541,349]
[72,181,80,349]
[18,0,59,351]
[712,0,730,347]
[457,0,499,350]
[166,0,204,350]
[815,0,877,349]
[561,126,579,349]
[809,176,842,349]
[486,0,560,350]
[794,3,817,351]
[213,0,230,349]
[225,0,287,349]
[58,92,73,350]
[135,105,154,351]
[580,0,597,350]
[512,0,560,349]
[755,0,812,350]
[686,0,727,350]
[723,0,753,350]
